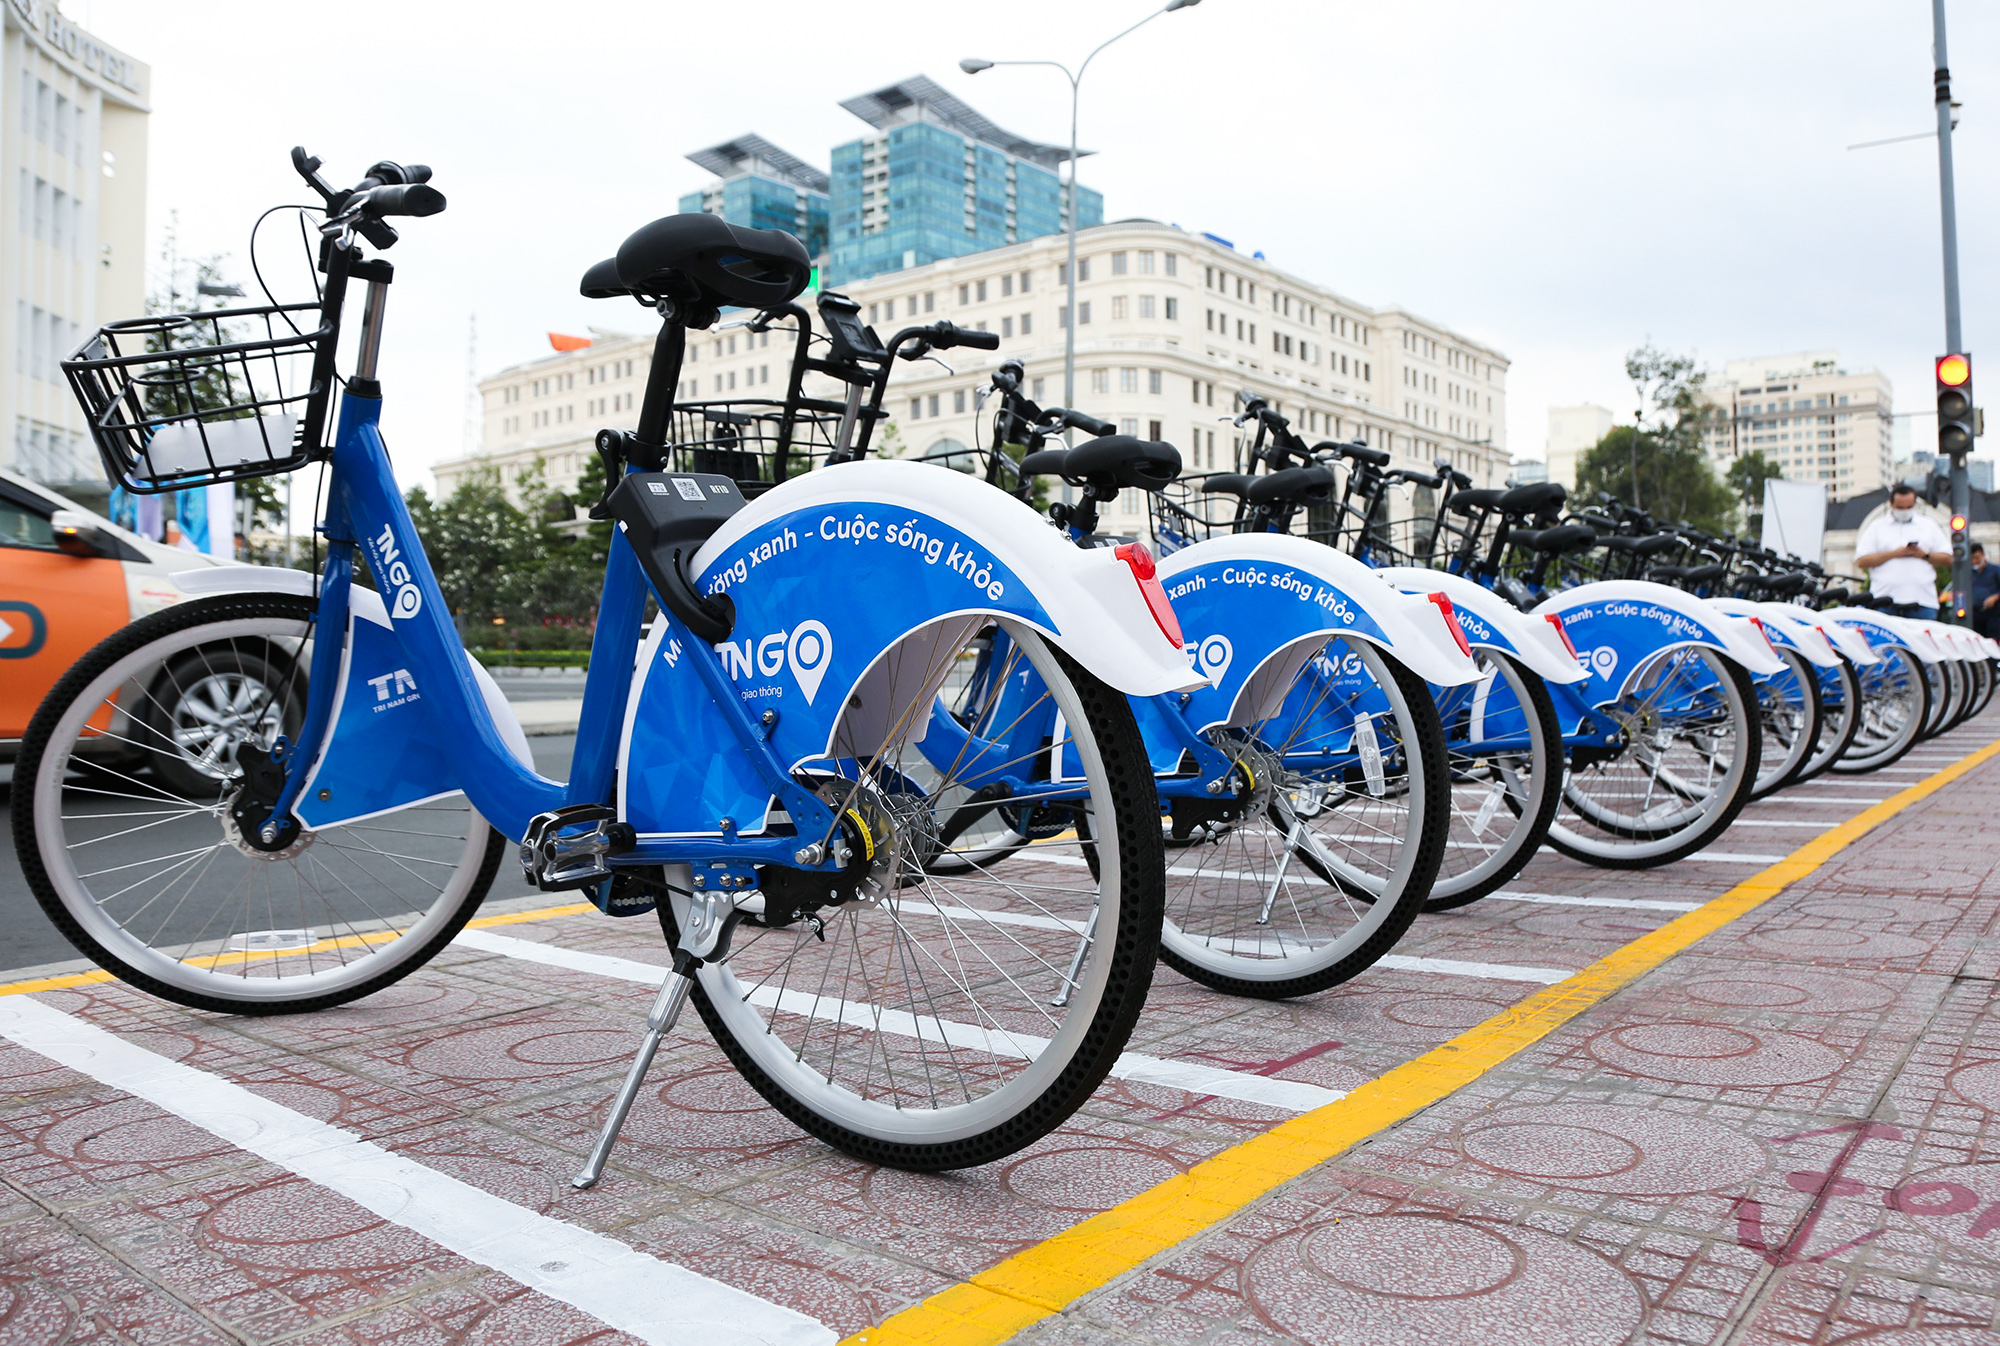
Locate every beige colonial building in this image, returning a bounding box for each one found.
[1,0,149,491]
[1697,352,1894,502]
[436,221,1510,531]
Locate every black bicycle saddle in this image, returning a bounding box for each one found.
[585,214,810,310]
[1245,465,1334,508]
[1062,435,1182,490]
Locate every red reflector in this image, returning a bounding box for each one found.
[1427,592,1473,658]
[1116,542,1182,647]
[1543,612,1579,660]
[1749,616,1778,654]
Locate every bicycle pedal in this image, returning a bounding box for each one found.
[519,805,633,891]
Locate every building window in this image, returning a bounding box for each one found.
[1139,295,1155,319]
[1112,296,1128,320]
[1111,251,1128,275]
[1020,270,1031,292]
[1148,369,1162,395]
[911,398,922,419]
[1120,368,1138,393]
[1002,316,1014,339]
[1206,309,1215,331]
[1079,302,1091,324]
[1138,251,1155,275]
[1165,253,1178,277]
[976,279,988,302]
[1020,313,1032,335]
[954,389,966,414]
[1060,306,1070,328]
[1149,419,1162,440]
[1033,377,1046,401]
[958,284,970,305]
[1120,418,1138,436]
[1164,297,1178,321]
[1091,369,1109,395]
[928,394,940,417]
[1191,380,1201,404]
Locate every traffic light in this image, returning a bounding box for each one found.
[1937,353,1975,457]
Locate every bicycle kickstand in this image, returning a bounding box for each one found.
[572,948,695,1190]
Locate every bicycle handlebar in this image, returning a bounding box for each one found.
[1054,409,1116,437]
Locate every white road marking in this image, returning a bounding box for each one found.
[1487,890,1700,913]
[1685,851,1790,864]
[0,995,832,1346]
[452,929,1343,1114]
[1755,796,1886,805]
[1729,820,1839,828]
[1374,954,1571,984]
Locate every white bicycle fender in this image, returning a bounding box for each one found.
[1539,580,1785,679]
[1821,608,1944,663]
[1709,598,1842,669]
[1377,566,1588,684]
[171,564,317,598]
[1156,534,1482,690]
[690,460,1200,698]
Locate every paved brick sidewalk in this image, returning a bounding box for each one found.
[0,715,1993,1345]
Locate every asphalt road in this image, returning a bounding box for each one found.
[0,734,577,978]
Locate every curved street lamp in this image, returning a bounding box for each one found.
[962,0,1203,419]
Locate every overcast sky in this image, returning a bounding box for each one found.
[79,0,2000,488]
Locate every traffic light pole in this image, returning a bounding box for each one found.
[1933,0,1973,621]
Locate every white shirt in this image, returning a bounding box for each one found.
[1857,510,1950,606]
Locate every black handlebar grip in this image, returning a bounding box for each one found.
[1061,410,1116,437]
[958,328,1001,350]
[404,164,432,184]
[360,183,446,219]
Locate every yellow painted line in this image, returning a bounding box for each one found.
[0,901,597,999]
[844,733,2000,1346]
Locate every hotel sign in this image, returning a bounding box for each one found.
[6,0,145,97]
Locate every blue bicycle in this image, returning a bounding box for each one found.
[19,151,1200,1178]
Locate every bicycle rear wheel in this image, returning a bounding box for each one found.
[1154,636,1448,999]
[1795,658,1863,785]
[1546,645,1759,869]
[1835,646,1931,773]
[1747,649,1822,800]
[1423,651,1562,912]
[13,592,504,1014]
[673,623,1163,1170]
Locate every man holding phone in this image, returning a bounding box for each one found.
[1855,484,1953,618]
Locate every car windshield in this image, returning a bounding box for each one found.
[0,497,56,550]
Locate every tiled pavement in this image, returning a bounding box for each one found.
[1,716,1997,1344]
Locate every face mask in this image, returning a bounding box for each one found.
[1891,507,1914,522]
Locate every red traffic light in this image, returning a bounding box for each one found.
[1938,353,1971,387]
[1951,514,1968,532]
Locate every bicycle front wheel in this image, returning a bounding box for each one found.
[1795,658,1863,784]
[1835,646,1930,773]
[674,622,1163,1170]
[13,592,505,1014]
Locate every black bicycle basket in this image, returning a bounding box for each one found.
[62,302,336,494]
[661,396,882,496]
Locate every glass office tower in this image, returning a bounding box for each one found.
[827,76,1102,284]
[677,135,830,259]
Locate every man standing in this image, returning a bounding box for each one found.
[1855,484,1952,619]
[1970,542,2000,636]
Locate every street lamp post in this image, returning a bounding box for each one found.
[1932,0,1972,622]
[962,0,1201,419]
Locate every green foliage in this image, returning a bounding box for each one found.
[1575,344,1736,534]
[1725,451,1787,532]
[401,461,601,645]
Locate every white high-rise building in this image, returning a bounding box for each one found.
[1543,403,1614,489]
[437,221,1510,521]
[1,0,150,491]
[1698,351,1894,501]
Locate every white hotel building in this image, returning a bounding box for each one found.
[1,0,148,491]
[439,221,1509,535]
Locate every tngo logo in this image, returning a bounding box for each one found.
[716,620,834,705]
[1187,633,1233,683]
[370,524,424,621]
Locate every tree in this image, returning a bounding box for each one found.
[403,469,539,634]
[1575,344,1736,533]
[1725,451,1786,537]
